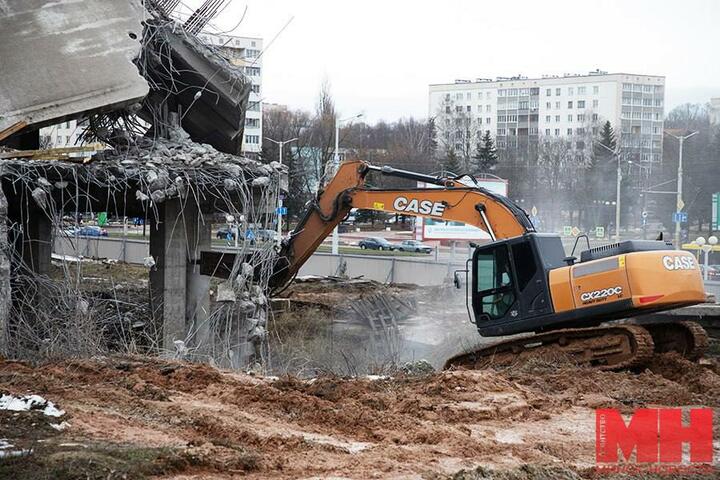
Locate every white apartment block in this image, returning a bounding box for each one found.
[200,32,263,155]
[429,70,665,163]
[710,97,720,125]
[39,120,83,148]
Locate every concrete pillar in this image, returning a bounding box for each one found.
[184,203,211,356]
[150,198,188,354]
[22,207,52,275]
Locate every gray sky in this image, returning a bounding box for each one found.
[185,0,720,123]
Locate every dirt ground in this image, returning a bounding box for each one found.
[1,352,719,480]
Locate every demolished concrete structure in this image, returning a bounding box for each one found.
[0,0,283,369]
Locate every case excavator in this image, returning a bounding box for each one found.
[269,160,709,370]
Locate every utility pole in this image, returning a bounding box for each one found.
[666,131,698,248]
[331,113,363,254]
[595,141,621,242]
[265,136,298,247]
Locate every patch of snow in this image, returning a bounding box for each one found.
[0,439,13,449]
[0,394,65,417]
[363,375,390,381]
[50,421,71,431]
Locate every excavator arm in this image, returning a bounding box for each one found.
[269,160,533,291]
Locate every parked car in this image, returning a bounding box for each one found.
[700,264,720,280]
[216,226,235,240]
[65,226,108,237]
[397,240,433,254]
[255,229,278,242]
[358,237,396,251]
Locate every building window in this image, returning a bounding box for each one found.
[545,115,551,122]
[245,134,259,144]
[246,49,261,58]
[592,99,598,108]
[445,106,451,113]
[567,128,573,135]
[554,128,560,136]
[577,114,585,122]
[577,100,585,109]
[555,115,560,122]
[545,102,551,109]
[498,128,506,135]
[498,89,506,97]
[556,88,561,96]
[545,128,551,135]
[509,88,518,96]
[486,117,491,124]
[508,114,518,122]
[467,105,472,112]
[593,86,599,94]
[567,101,573,109]
[456,106,463,112]
[578,86,586,95]
[623,83,632,91]
[546,88,552,96]
[466,92,471,100]
[568,115,573,122]
[498,115,507,122]
[568,87,574,95]
[592,113,598,121]
[245,117,259,127]
[248,101,260,111]
[250,84,260,93]
[555,101,560,109]
[244,66,261,76]
[519,101,529,109]
[486,105,491,112]
[455,93,462,100]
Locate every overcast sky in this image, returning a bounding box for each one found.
[183,0,720,123]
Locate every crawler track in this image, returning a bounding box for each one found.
[641,320,708,361]
[444,325,655,371]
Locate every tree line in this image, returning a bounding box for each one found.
[261,84,719,237]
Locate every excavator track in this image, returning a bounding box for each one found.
[444,324,655,371]
[640,320,708,361]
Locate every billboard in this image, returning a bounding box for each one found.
[415,176,509,241]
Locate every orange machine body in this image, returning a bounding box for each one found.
[549,250,706,314]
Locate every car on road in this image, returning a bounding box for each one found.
[216,226,236,240]
[358,237,397,251]
[397,240,433,254]
[701,264,720,280]
[65,226,108,237]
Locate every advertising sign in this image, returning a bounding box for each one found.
[416,177,509,241]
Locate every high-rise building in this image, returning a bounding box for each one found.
[709,97,720,125]
[429,70,665,163]
[199,32,263,156]
[39,120,84,148]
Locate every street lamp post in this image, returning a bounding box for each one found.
[331,113,363,255]
[666,131,698,248]
[696,236,718,281]
[595,141,621,243]
[265,136,298,247]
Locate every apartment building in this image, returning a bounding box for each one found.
[429,70,665,163]
[199,32,263,155]
[39,120,84,148]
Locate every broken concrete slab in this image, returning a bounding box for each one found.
[0,0,149,135]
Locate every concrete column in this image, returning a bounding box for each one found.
[184,203,211,357]
[23,208,52,275]
[150,198,188,354]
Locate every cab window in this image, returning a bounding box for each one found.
[474,245,516,320]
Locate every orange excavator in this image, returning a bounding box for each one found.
[269,160,709,369]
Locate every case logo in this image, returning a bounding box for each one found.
[662,255,696,271]
[392,196,446,216]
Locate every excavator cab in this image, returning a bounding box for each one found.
[468,233,566,336]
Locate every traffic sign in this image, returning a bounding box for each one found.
[276,206,287,215]
[571,226,581,237]
[677,198,685,211]
[673,211,688,223]
[595,226,605,238]
[531,205,538,217]
[563,226,572,236]
[641,211,648,219]
[713,193,719,230]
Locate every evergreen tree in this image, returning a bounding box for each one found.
[473,130,498,174]
[442,148,462,175]
[598,121,616,151]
